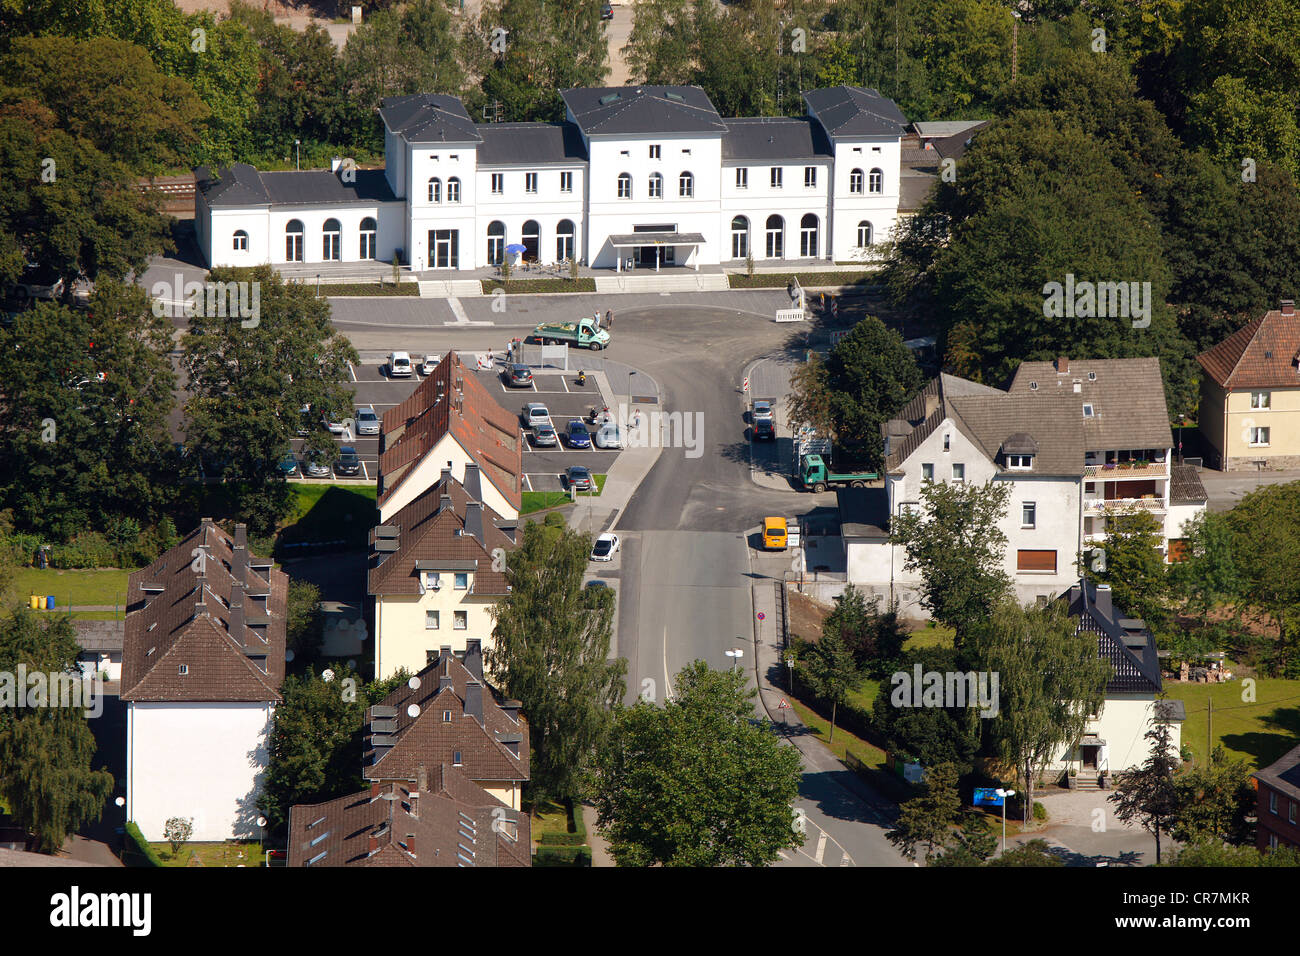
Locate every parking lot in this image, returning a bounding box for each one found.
[287,349,624,490]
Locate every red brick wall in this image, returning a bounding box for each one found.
[1256,784,1300,851]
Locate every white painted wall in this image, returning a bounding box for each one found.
[127,700,275,841]
[1050,695,1183,773]
[474,165,585,266]
[826,137,902,261]
[720,160,831,261]
[378,432,519,523]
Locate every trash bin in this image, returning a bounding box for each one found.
[29,595,39,609]
[46,595,55,610]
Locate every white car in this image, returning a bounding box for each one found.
[594,423,623,449]
[590,533,620,562]
[522,402,552,429]
[322,412,349,435]
[419,354,440,375]
[388,351,413,377]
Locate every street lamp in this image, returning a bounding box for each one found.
[725,647,744,673]
[995,788,1016,854]
[294,139,301,171]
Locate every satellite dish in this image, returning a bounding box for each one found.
[322,668,336,682]
[285,649,295,662]
[257,816,267,828]
[407,704,420,718]
[408,676,421,690]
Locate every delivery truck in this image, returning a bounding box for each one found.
[798,453,879,492]
[531,317,610,350]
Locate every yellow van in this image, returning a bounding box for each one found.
[763,516,788,551]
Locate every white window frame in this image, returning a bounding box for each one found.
[649,144,661,159]
[679,171,694,198]
[1022,501,1037,528]
[453,610,468,630]
[648,173,663,199]
[617,173,632,199]
[921,463,934,481]
[560,171,573,193]
[446,177,461,203]
[454,572,468,590]
[1251,426,1271,447]
[849,168,864,194]
[233,230,248,251]
[868,168,884,194]
[428,177,442,203]
[771,167,783,189]
[1251,391,1271,409]
[1008,454,1033,470]
[425,610,440,630]
[491,173,504,194]
[525,172,538,194]
[951,463,965,483]
[736,167,748,189]
[804,166,817,188]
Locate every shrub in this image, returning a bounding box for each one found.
[534,845,592,866]
[123,822,163,867]
[1033,801,1048,822]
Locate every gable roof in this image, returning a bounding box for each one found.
[802,86,909,139]
[946,392,1086,476]
[195,163,398,209]
[721,117,833,161]
[379,93,481,144]
[561,85,726,136]
[475,122,588,166]
[286,768,531,867]
[1254,743,1300,805]
[194,163,270,206]
[378,351,522,513]
[930,121,992,162]
[1007,357,1173,451]
[883,373,1005,472]
[368,469,516,596]
[121,520,287,703]
[1197,307,1300,389]
[1063,578,1164,695]
[363,646,529,785]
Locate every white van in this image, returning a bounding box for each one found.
[595,423,623,449]
[388,351,413,377]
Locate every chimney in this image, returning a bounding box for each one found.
[405,833,416,857]
[229,581,245,645]
[440,466,452,486]
[1282,299,1296,316]
[464,463,482,501]
[416,766,428,792]
[1093,583,1113,620]
[370,781,382,798]
[232,526,249,585]
[923,393,939,419]
[234,523,247,549]
[439,674,454,693]
[464,502,484,548]
[464,639,484,680]
[1055,356,1069,373]
[440,644,452,662]
[368,833,379,854]
[464,679,484,727]
[439,493,453,514]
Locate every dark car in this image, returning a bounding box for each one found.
[505,364,534,387]
[754,418,775,441]
[334,446,362,477]
[601,2,613,19]
[566,419,591,448]
[566,465,593,491]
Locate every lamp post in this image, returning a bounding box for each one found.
[294,139,301,171]
[995,788,1016,854]
[725,647,744,673]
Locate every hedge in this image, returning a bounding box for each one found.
[727,272,880,290]
[123,822,163,867]
[317,283,419,296]
[480,278,597,295]
[534,845,592,866]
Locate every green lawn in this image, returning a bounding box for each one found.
[275,484,378,552]
[318,283,419,296]
[521,475,606,516]
[8,567,130,610]
[149,841,265,867]
[1162,677,1300,768]
[904,623,956,650]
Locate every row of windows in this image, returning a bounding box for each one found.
[1267,789,1298,824]
[486,219,577,264]
[732,166,884,193]
[617,171,694,199]
[268,217,377,261]
[429,172,580,200]
[726,214,874,258]
[425,610,468,630]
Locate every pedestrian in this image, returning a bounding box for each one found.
[605,309,613,329]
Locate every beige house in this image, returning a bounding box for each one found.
[369,465,516,681]
[1197,300,1300,470]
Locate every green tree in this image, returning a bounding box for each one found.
[180,266,358,534]
[624,0,699,86]
[972,600,1111,825]
[1169,746,1256,846]
[487,519,626,801]
[872,646,982,773]
[987,838,1064,866]
[887,761,963,862]
[1169,510,1242,629]
[1087,509,1168,625]
[1166,841,1300,867]
[910,0,1011,118]
[1224,481,1300,675]
[819,584,907,677]
[797,622,859,744]
[890,479,1013,644]
[0,610,114,852]
[591,660,802,866]
[931,813,998,866]
[285,579,325,665]
[1109,716,1181,862]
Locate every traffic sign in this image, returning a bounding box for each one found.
[779,699,788,709]
[742,376,750,392]
[756,612,765,621]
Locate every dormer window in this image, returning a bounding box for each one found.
[1007,454,1034,470]
[178,664,189,676]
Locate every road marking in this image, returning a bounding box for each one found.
[348,362,357,383]
[523,473,533,491]
[813,830,827,864]
[662,625,675,702]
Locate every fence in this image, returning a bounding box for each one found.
[774,307,806,323]
[515,343,570,370]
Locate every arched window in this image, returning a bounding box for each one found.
[322,218,341,261]
[285,220,304,262]
[764,214,784,259]
[447,177,461,203]
[617,172,632,199]
[849,168,864,194]
[360,217,377,259]
[487,220,506,266]
[856,220,873,248]
[556,219,575,263]
[648,173,663,199]
[730,215,749,259]
[799,213,818,258]
[428,177,442,203]
[679,171,694,198]
[521,219,540,262]
[868,168,884,194]
[232,230,248,251]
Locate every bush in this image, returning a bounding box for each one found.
[123,822,163,867]
[534,845,592,866]
[479,278,597,295]
[539,830,586,846]
[543,511,567,528]
[1033,801,1048,822]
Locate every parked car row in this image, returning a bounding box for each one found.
[279,445,364,479]
[521,402,623,449]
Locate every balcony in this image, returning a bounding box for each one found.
[1084,497,1166,514]
[1084,462,1169,480]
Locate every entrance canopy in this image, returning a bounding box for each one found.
[608,232,706,272]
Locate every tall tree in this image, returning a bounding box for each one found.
[872,646,982,773]
[0,610,114,852]
[819,584,907,677]
[1168,510,1242,631]
[796,623,859,744]
[1086,509,1168,625]
[887,761,963,863]
[1224,481,1300,676]
[1109,716,1181,863]
[972,600,1111,825]
[890,479,1013,645]
[487,519,626,801]
[1169,746,1256,846]
[591,661,802,866]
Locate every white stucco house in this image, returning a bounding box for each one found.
[121,519,288,842]
[838,357,1207,610]
[194,85,910,273]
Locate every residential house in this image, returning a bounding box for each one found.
[121,519,288,841]
[196,85,910,272]
[1197,300,1300,470]
[369,465,517,680]
[363,642,529,812]
[286,766,531,867]
[1254,743,1300,852]
[1051,577,1184,782]
[378,350,522,522]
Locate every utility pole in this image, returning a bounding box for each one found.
[1012,9,1021,82]
[1208,698,1213,765]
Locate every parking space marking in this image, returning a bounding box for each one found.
[348,362,357,383]
[523,474,533,491]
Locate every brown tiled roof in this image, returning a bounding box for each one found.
[947,392,1085,476]
[1170,463,1208,504]
[378,351,522,512]
[1198,309,1300,389]
[121,520,287,702]
[364,648,529,785]
[883,374,1011,472]
[286,768,531,867]
[1254,743,1300,806]
[1007,357,1173,451]
[368,471,516,596]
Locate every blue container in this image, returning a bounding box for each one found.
[46,595,55,609]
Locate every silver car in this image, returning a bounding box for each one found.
[531,422,558,447]
[523,402,552,429]
[356,407,380,435]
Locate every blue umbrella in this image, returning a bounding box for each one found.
[505,243,526,254]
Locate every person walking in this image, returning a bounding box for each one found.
[605,309,613,329]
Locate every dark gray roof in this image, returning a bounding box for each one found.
[259,169,398,206]
[802,86,909,139]
[1063,578,1164,694]
[1008,358,1174,452]
[722,117,832,161]
[607,231,705,246]
[932,121,992,161]
[1255,743,1300,804]
[476,122,588,166]
[195,163,270,206]
[948,392,1085,476]
[1001,432,1039,456]
[380,93,481,144]
[561,85,726,136]
[1170,463,1208,504]
[75,620,123,653]
[899,173,937,212]
[836,486,890,538]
